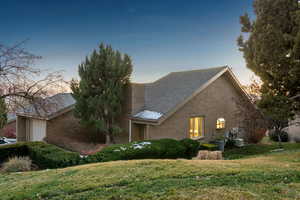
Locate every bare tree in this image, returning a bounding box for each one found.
[0,40,68,114]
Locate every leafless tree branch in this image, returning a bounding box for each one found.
[0,41,68,113]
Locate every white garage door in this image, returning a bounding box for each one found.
[29,119,47,141]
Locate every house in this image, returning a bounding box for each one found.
[16,66,259,147]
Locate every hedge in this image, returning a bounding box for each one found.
[85,138,199,163]
[27,142,81,169]
[0,142,80,169]
[0,142,29,163]
[180,138,200,158]
[1,138,200,169]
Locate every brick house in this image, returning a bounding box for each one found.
[16,66,258,146]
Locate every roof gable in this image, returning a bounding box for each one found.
[143,66,227,115]
[132,66,253,124]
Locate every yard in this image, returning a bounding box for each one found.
[1,142,300,200]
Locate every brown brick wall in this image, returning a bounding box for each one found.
[131,83,145,114]
[114,83,147,143]
[147,73,252,142]
[45,111,105,144]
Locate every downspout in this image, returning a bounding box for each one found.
[129,119,132,142]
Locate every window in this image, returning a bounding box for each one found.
[216,118,225,129]
[189,117,204,139]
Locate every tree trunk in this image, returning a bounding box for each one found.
[110,134,116,144]
[105,134,111,145]
[276,127,283,148]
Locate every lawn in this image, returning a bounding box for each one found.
[1,143,300,200]
[224,142,300,159]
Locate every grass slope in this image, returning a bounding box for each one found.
[1,146,300,200]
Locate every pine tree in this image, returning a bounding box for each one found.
[238,0,300,98]
[0,98,7,130]
[238,0,300,142]
[71,43,133,144]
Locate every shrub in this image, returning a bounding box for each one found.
[225,139,236,148]
[248,128,266,144]
[0,143,28,163]
[269,130,289,142]
[2,127,16,138]
[0,142,81,169]
[2,156,31,172]
[199,143,218,151]
[27,142,81,169]
[180,138,199,158]
[87,139,188,163]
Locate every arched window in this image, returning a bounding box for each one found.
[216,118,225,129]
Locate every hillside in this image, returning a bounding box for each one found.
[1,149,300,200]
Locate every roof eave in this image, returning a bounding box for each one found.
[130,116,160,125]
[16,104,75,121]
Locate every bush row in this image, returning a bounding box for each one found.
[83,139,198,163]
[0,138,200,169]
[27,142,81,169]
[0,142,80,169]
[85,138,199,163]
[0,142,29,163]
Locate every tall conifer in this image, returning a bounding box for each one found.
[71,44,132,144]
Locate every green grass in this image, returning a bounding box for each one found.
[1,143,300,200]
[224,142,300,159]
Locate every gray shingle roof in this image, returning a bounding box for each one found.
[17,93,75,118]
[143,66,227,115]
[17,66,228,121]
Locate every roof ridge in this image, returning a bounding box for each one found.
[169,66,228,74]
[147,66,228,85]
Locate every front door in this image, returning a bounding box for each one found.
[137,124,146,141]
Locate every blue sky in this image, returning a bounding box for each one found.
[1,0,255,84]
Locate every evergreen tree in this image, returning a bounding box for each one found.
[238,0,300,98]
[0,98,7,130]
[71,43,133,144]
[238,0,300,139]
[257,93,294,146]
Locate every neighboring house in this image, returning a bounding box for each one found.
[0,113,16,138]
[16,66,258,146]
[286,95,300,142]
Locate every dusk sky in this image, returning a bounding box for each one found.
[1,0,255,84]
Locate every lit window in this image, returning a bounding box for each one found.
[189,117,204,139]
[216,118,225,129]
